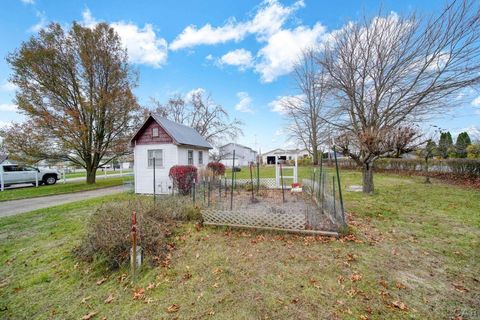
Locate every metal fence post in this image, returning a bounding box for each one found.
[256,162,260,193]
[207,177,211,207]
[203,177,206,203]
[192,180,196,206]
[35,172,39,188]
[63,168,66,184]
[0,172,4,191]
[333,146,345,225]
[332,176,336,216]
[230,149,235,210]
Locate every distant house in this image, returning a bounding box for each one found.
[130,114,212,194]
[261,148,310,165]
[219,143,257,167]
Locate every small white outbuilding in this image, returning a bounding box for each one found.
[130,114,212,194]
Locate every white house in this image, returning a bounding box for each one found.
[219,143,257,167]
[261,148,310,165]
[130,114,212,194]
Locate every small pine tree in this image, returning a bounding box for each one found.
[437,131,453,159]
[455,132,472,158]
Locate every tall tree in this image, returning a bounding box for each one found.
[150,90,243,146]
[1,22,140,184]
[438,131,453,159]
[318,1,480,193]
[455,131,472,158]
[283,49,330,165]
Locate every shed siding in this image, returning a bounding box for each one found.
[134,143,178,194]
[135,118,173,145]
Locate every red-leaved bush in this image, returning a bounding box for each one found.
[169,165,198,195]
[207,161,225,176]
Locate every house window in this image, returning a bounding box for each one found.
[198,151,203,165]
[188,150,194,165]
[148,149,163,167]
[152,127,159,137]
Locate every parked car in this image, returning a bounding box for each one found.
[233,166,242,172]
[0,164,60,187]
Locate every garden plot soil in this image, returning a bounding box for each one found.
[201,188,337,232]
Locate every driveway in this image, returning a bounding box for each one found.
[0,186,124,218]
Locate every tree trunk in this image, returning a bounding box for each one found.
[86,167,97,184]
[312,148,319,165]
[362,163,374,194]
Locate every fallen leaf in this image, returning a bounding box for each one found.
[104,294,114,304]
[82,311,97,320]
[391,300,408,311]
[132,288,145,300]
[350,274,362,282]
[81,296,92,304]
[167,304,180,313]
[395,281,406,289]
[212,268,223,275]
[96,277,107,286]
[452,282,469,292]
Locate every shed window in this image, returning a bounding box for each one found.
[148,149,163,167]
[188,150,194,165]
[198,151,203,165]
[152,127,159,137]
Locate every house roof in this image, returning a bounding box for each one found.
[131,114,212,149]
[262,148,309,156]
[219,142,257,153]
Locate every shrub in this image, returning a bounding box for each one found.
[207,161,225,176]
[74,197,202,268]
[169,165,197,195]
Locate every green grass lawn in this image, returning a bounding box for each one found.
[0,171,479,319]
[65,170,133,179]
[0,176,132,202]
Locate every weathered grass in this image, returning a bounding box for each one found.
[0,171,478,319]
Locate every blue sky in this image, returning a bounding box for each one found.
[1,0,479,152]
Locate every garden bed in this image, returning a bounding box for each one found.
[201,188,338,235]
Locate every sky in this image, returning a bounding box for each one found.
[0,0,479,153]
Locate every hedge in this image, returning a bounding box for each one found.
[332,158,480,177]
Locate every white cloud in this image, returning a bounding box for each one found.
[170,0,304,50]
[471,96,480,107]
[81,8,97,28]
[205,54,214,61]
[28,11,47,33]
[255,23,326,82]
[268,95,303,114]
[0,82,17,92]
[219,49,253,70]
[111,22,168,68]
[186,87,206,101]
[234,92,253,113]
[20,0,34,4]
[81,9,168,68]
[0,103,18,112]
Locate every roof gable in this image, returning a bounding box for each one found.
[131,115,212,149]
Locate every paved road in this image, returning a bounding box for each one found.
[0,186,124,218]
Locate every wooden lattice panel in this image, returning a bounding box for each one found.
[202,208,306,230]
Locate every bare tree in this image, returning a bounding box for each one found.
[1,23,141,184]
[282,50,330,165]
[150,90,243,146]
[318,1,480,193]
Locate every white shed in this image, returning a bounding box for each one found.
[130,114,212,194]
[219,143,257,167]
